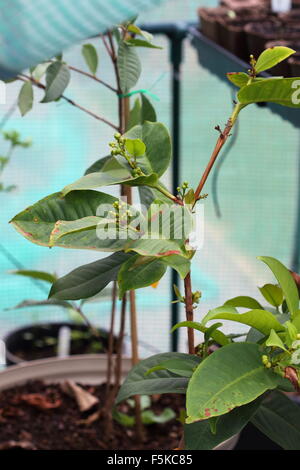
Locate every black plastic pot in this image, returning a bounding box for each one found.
[4,322,116,366]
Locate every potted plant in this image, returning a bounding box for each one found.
[2,29,300,449]
[4,271,116,365]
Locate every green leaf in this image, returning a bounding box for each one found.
[127,98,141,130]
[117,41,141,94]
[84,155,111,175]
[258,256,299,317]
[265,330,287,351]
[171,321,230,347]
[9,298,73,311]
[226,72,249,88]
[186,343,280,422]
[31,62,51,81]
[10,190,117,247]
[127,24,153,42]
[62,156,132,195]
[265,328,287,351]
[259,283,283,308]
[202,308,284,336]
[116,353,199,404]
[238,78,300,108]
[146,357,199,378]
[49,252,132,300]
[251,390,300,449]
[184,398,262,450]
[48,215,139,252]
[11,270,57,284]
[125,138,146,157]
[162,254,190,279]
[224,296,263,310]
[141,94,157,123]
[82,44,98,75]
[255,46,295,74]
[125,38,162,49]
[125,121,171,178]
[18,81,33,116]
[142,408,175,424]
[117,254,167,298]
[41,61,70,103]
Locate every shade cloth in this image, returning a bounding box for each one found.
[0,0,166,79]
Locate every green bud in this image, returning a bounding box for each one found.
[266,361,272,369]
[114,132,121,140]
[262,355,268,365]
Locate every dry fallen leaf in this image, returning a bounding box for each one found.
[61,381,99,412]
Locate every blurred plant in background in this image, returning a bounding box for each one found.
[0,130,32,193]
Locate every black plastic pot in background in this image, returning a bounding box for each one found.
[4,322,116,366]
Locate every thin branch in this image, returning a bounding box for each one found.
[194,103,244,203]
[106,281,117,392]
[184,272,195,354]
[68,65,117,93]
[18,75,119,131]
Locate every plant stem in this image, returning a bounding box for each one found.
[18,75,119,131]
[114,294,127,392]
[194,102,245,204]
[67,65,117,93]
[184,272,195,354]
[106,280,117,393]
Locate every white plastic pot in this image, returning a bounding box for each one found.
[0,354,132,390]
[0,355,239,450]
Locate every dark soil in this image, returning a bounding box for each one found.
[0,381,185,450]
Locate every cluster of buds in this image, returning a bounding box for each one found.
[176,181,189,199]
[108,200,133,226]
[248,54,257,77]
[261,354,272,369]
[109,133,143,177]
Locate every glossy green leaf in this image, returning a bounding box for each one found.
[224,296,263,310]
[255,46,295,74]
[49,252,132,300]
[125,38,162,49]
[117,41,141,94]
[18,81,33,116]
[10,190,117,247]
[251,390,300,449]
[41,61,70,103]
[171,321,229,347]
[11,270,57,284]
[259,283,283,307]
[265,328,287,351]
[127,98,141,130]
[125,121,171,177]
[84,155,111,175]
[258,256,299,317]
[125,138,146,157]
[226,72,249,88]
[116,352,198,404]
[62,157,132,195]
[162,254,190,279]
[141,94,157,123]
[82,44,98,75]
[184,398,262,450]
[186,343,280,422]
[238,78,300,108]
[31,62,51,81]
[48,215,139,252]
[202,308,284,336]
[146,357,200,378]
[117,254,167,298]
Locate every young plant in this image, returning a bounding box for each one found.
[0,130,32,192]
[9,41,300,449]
